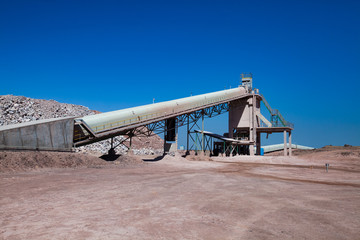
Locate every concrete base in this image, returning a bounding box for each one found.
[164,142,177,154]
[0,117,75,151]
[249,145,255,156]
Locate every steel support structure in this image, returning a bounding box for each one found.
[282,130,292,157]
[186,103,229,154]
[289,131,292,157]
[106,102,230,154]
[107,131,133,155]
[283,130,287,156]
[249,94,256,155]
[188,132,214,155]
[224,143,238,156]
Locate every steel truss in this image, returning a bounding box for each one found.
[223,143,240,156]
[186,103,229,153]
[188,132,244,156]
[188,131,214,154]
[122,102,229,138]
[108,102,230,154]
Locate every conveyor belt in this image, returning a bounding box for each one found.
[74,87,252,146]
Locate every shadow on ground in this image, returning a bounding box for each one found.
[100,154,121,161]
[142,155,165,162]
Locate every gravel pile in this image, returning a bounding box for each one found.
[0,95,163,155]
[0,95,94,126]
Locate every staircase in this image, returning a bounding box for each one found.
[260,94,294,128]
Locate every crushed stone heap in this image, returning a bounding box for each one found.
[0,95,95,126]
[0,95,164,155]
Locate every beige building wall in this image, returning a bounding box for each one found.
[228,96,260,138]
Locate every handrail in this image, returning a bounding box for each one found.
[260,94,293,128]
[260,94,273,113]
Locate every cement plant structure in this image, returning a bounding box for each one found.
[0,74,294,156]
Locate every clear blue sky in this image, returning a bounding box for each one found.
[1,0,359,148]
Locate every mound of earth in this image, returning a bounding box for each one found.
[184,154,213,162]
[292,145,360,159]
[0,151,146,173]
[266,145,360,158]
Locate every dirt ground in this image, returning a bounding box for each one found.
[1,147,360,239]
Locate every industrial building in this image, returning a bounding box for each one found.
[0,74,293,156]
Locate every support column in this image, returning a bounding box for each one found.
[199,112,205,156]
[228,102,233,139]
[108,137,115,155]
[128,134,133,155]
[249,95,256,156]
[253,95,257,154]
[201,112,204,152]
[174,119,178,154]
[211,137,213,156]
[186,115,189,155]
[223,141,226,157]
[163,123,167,155]
[256,132,261,155]
[249,146,255,156]
[283,130,287,156]
[289,131,292,157]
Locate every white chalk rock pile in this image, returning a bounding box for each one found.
[0,95,94,126]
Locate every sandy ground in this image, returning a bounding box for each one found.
[1,149,360,239]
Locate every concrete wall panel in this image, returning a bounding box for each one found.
[20,125,37,149]
[0,117,75,151]
[229,99,251,131]
[50,121,65,149]
[229,97,261,130]
[5,128,22,147]
[65,119,74,148]
[0,132,4,146]
[36,123,52,148]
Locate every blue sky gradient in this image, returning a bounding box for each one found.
[1,0,359,147]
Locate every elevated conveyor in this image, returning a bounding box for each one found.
[74,87,251,146]
[0,80,294,154]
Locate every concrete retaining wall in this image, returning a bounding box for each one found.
[0,117,75,151]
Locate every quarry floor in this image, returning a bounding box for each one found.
[1,151,360,239]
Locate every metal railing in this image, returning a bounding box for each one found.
[260,94,294,128]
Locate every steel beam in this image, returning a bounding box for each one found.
[284,130,287,156]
